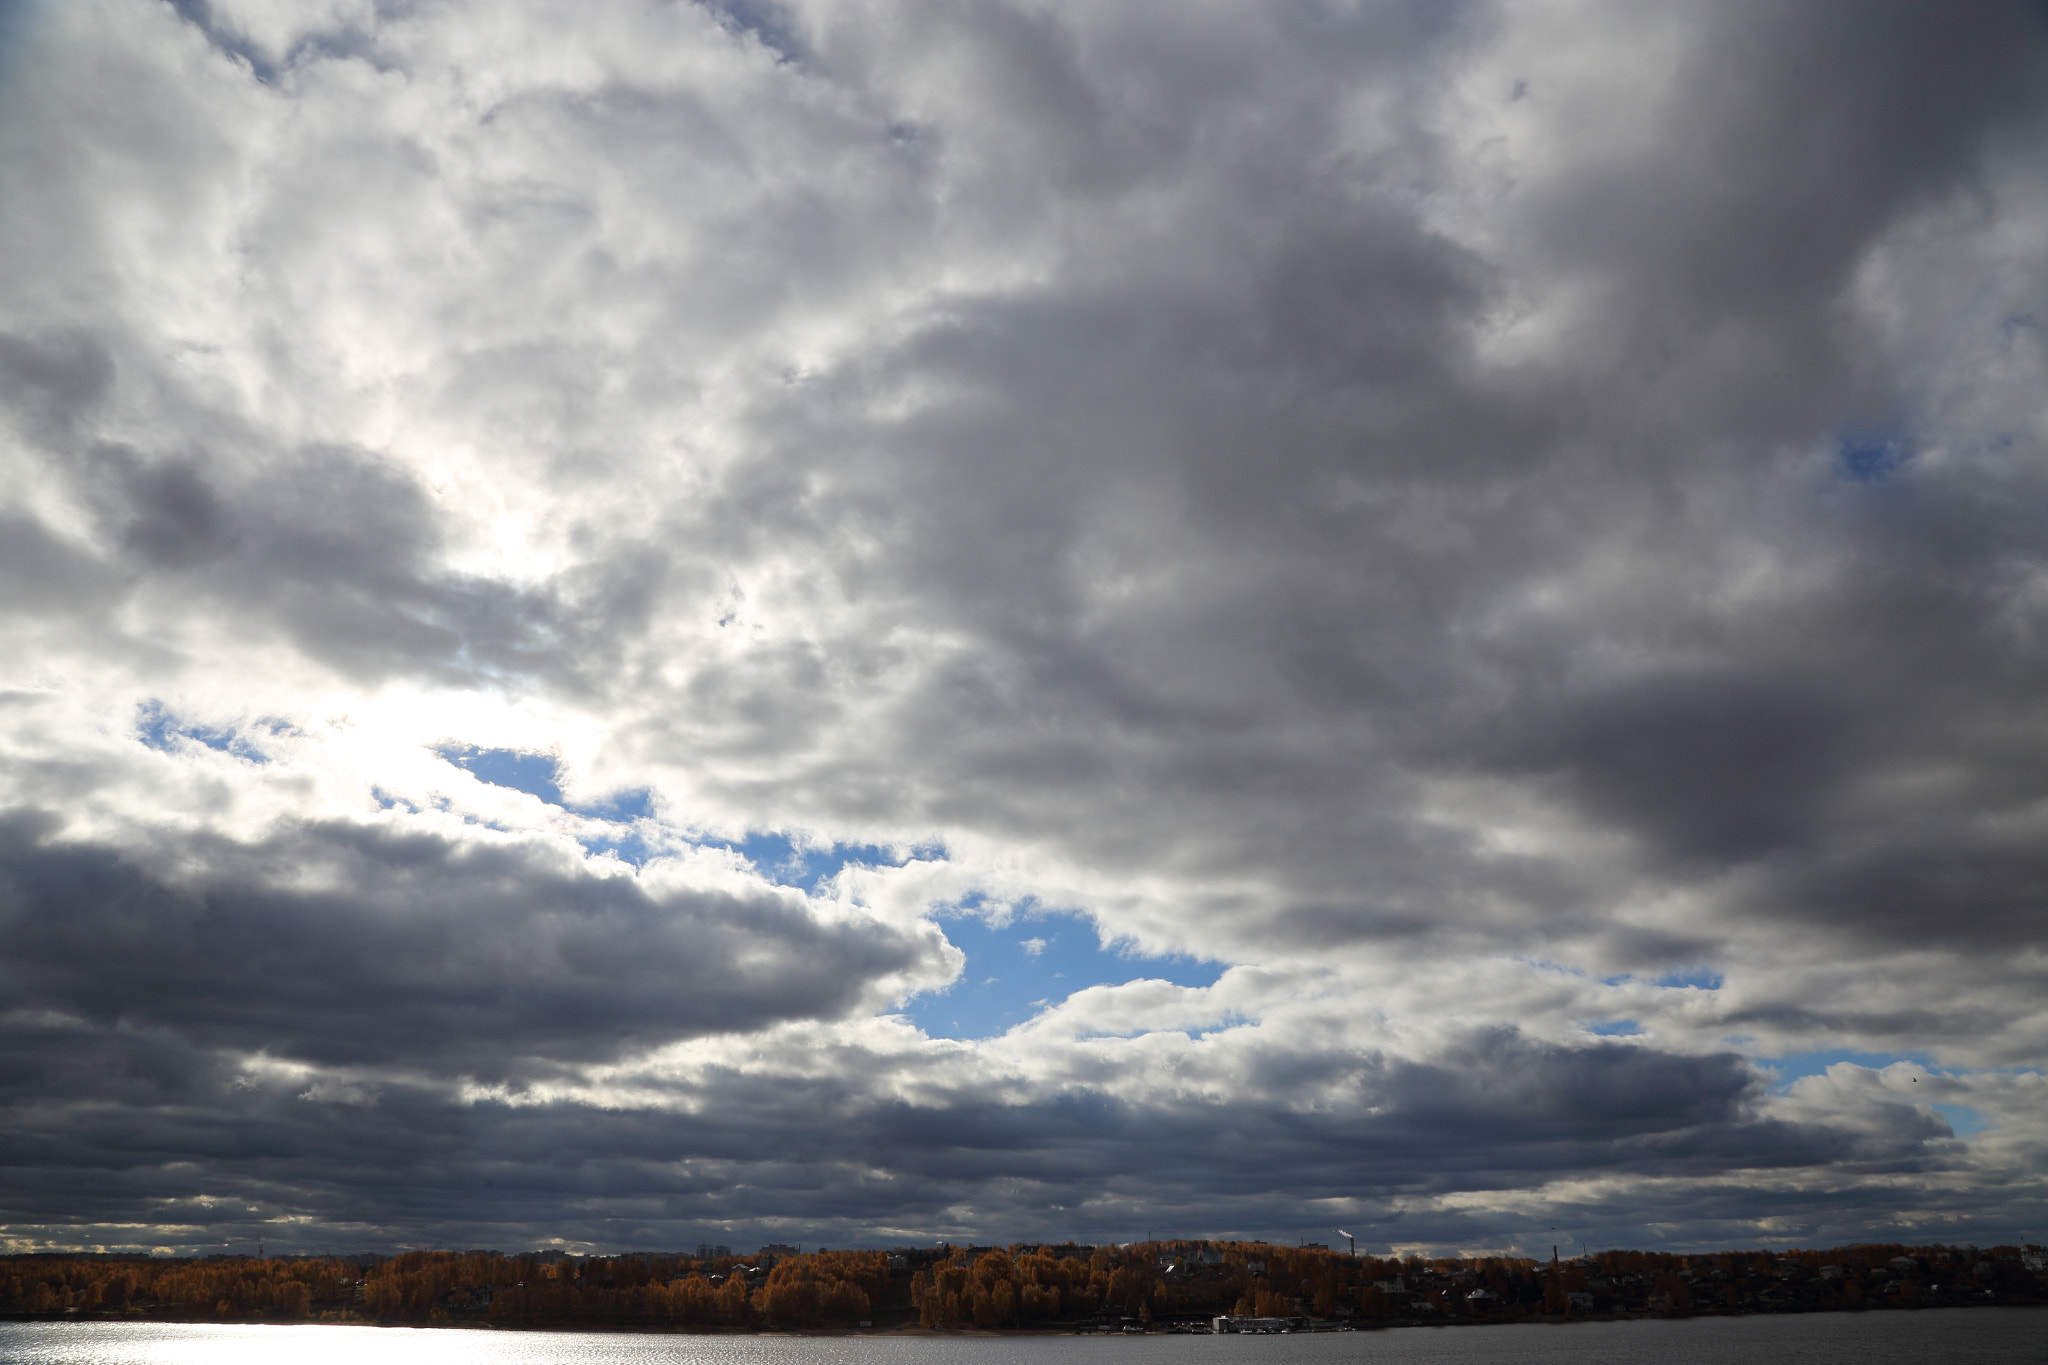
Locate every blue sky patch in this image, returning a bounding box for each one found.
[433,744,922,879]
[703,830,911,892]
[1931,1103,1991,1138]
[572,788,659,864]
[437,744,566,805]
[1653,967,1723,990]
[904,910,1224,1040]
[1601,967,1723,990]
[137,701,274,763]
[1587,1019,1641,1036]
[1759,1048,1933,1091]
[593,787,655,820]
[1837,429,1911,483]
[577,824,657,867]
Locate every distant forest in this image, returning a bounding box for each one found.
[3,1239,2042,1331]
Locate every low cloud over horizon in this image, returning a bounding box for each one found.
[2,0,2046,1258]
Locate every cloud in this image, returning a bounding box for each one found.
[2,1007,2012,1255]
[0,807,936,1080]
[0,0,2044,1254]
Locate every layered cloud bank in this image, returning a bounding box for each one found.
[1,0,2045,1255]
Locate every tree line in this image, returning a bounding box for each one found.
[0,1247,885,1329]
[2,1237,2038,1330]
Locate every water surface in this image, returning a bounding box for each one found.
[1,1310,2040,1365]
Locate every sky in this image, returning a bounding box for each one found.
[1,0,2046,1260]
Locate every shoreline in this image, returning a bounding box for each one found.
[5,1302,2041,1337]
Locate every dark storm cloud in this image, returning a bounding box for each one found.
[1787,832,2048,951]
[0,810,929,1078]
[0,1021,1980,1253]
[1537,0,2045,305]
[0,1014,228,1115]
[816,1037,1796,1203]
[95,446,232,571]
[1491,671,1855,864]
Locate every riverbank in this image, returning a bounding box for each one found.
[6,1299,2041,1336]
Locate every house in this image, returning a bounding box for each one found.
[1213,1316,1296,1334]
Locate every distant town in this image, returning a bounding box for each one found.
[4,1238,2043,1333]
